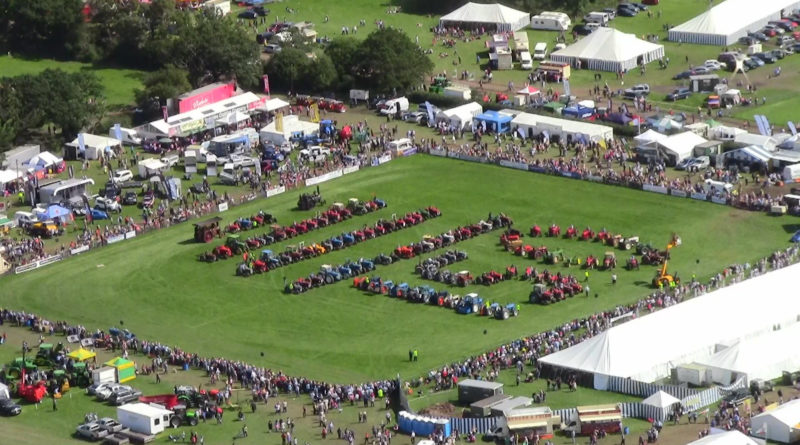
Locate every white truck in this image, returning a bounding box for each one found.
[519,51,533,69]
[533,42,548,61]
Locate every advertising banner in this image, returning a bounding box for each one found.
[499,160,529,171]
[218,202,229,212]
[670,189,687,198]
[178,83,235,114]
[266,186,286,197]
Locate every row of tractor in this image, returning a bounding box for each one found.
[233,210,439,276]
[281,214,511,293]
[284,259,378,292]
[352,277,519,320]
[414,251,469,278]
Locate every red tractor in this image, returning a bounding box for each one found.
[548,224,561,237]
[515,245,534,257]
[213,245,233,258]
[394,246,414,259]
[603,252,617,270]
[581,227,595,241]
[426,206,441,217]
[480,270,504,285]
[585,255,598,269]
[18,370,47,403]
[455,271,473,287]
[504,265,518,279]
[564,225,577,239]
[252,259,268,273]
[530,225,542,237]
[595,229,609,243]
[627,256,640,270]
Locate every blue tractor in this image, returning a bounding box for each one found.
[341,232,355,246]
[319,120,337,141]
[456,293,483,314]
[417,285,437,304]
[261,250,282,269]
[359,258,375,272]
[329,236,344,250]
[390,282,409,298]
[320,265,342,284]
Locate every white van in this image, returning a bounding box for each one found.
[704,179,733,195]
[519,51,533,70]
[109,127,142,145]
[388,138,414,156]
[381,97,410,115]
[533,43,547,61]
[783,164,800,182]
[530,12,571,31]
[14,211,37,228]
[584,12,610,25]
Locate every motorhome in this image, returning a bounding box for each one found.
[533,43,548,61]
[519,51,533,70]
[530,11,571,31]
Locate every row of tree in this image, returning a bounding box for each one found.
[0,70,105,149]
[266,28,434,96]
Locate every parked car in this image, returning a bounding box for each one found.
[691,66,711,75]
[764,24,784,35]
[601,8,617,19]
[703,59,722,70]
[110,388,143,406]
[402,111,425,123]
[0,398,22,416]
[96,418,124,434]
[617,6,637,17]
[675,157,694,171]
[573,24,596,35]
[739,35,757,45]
[96,384,129,401]
[87,382,114,396]
[754,52,776,63]
[666,88,691,101]
[122,192,138,206]
[238,10,257,19]
[263,44,282,54]
[76,422,109,440]
[748,31,768,42]
[95,196,122,213]
[111,169,133,184]
[673,70,695,80]
[769,49,786,59]
[687,156,710,172]
[623,83,650,98]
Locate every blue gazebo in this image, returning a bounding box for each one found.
[473,111,512,134]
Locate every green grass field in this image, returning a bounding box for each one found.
[1,156,792,383]
[0,56,145,105]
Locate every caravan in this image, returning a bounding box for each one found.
[530,11,571,31]
[584,12,610,25]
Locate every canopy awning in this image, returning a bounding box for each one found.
[67,348,96,362]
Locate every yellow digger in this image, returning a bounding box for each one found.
[652,234,682,288]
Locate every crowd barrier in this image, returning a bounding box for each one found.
[14,254,63,274]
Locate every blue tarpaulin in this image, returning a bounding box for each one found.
[40,205,71,220]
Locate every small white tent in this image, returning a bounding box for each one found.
[436,102,483,131]
[259,115,319,145]
[641,391,680,410]
[657,131,707,165]
[439,3,530,32]
[634,129,668,146]
[550,27,664,72]
[751,399,800,443]
[686,430,759,445]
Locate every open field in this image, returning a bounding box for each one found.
[1,155,793,383]
[0,56,145,106]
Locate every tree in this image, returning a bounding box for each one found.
[266,48,309,92]
[4,0,86,57]
[303,53,338,92]
[35,69,105,139]
[135,66,192,106]
[325,38,360,78]
[355,28,433,94]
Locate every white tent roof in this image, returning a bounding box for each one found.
[511,112,613,141]
[440,3,530,31]
[70,134,122,149]
[259,115,319,143]
[216,111,250,126]
[260,98,290,112]
[438,102,483,120]
[686,430,759,445]
[658,131,707,159]
[753,399,800,428]
[734,133,777,150]
[539,263,800,384]
[634,129,668,145]
[0,169,23,184]
[696,323,800,383]
[671,0,800,38]
[641,391,681,409]
[551,27,664,65]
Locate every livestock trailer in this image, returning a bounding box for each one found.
[458,379,504,404]
[117,403,173,435]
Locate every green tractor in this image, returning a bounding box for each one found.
[34,343,64,367]
[225,235,248,255]
[68,362,91,388]
[544,249,565,265]
[429,76,451,94]
[5,357,37,380]
[175,386,209,408]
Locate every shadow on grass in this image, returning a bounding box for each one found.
[781,223,800,234]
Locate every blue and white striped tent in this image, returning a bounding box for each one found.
[449,416,501,434]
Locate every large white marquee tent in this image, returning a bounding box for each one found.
[539,263,800,389]
[694,322,800,385]
[669,0,800,46]
[511,112,613,142]
[439,3,530,32]
[751,399,800,443]
[550,27,664,72]
[686,430,760,445]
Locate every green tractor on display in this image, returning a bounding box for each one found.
[69,362,91,388]
[5,357,37,381]
[34,343,65,368]
[544,249,565,265]
[429,76,451,94]
[226,235,248,255]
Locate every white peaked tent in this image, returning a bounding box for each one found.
[687,430,760,445]
[539,263,800,389]
[695,322,800,385]
[657,131,707,164]
[550,27,664,72]
[634,129,668,146]
[641,391,681,410]
[751,399,800,443]
[436,102,483,131]
[439,3,531,32]
[669,0,800,46]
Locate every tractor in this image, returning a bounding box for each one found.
[236,262,253,277]
[456,293,483,314]
[455,271,473,287]
[68,362,91,387]
[504,265,518,280]
[547,224,560,237]
[479,271,504,285]
[390,282,409,298]
[622,236,639,251]
[374,253,393,265]
[584,255,598,269]
[544,249,565,265]
[595,229,610,243]
[564,225,577,239]
[491,303,518,320]
[581,227,595,241]
[626,256,640,270]
[530,225,542,237]
[429,75,451,94]
[34,343,64,368]
[603,252,617,270]
[5,358,37,380]
[320,264,343,284]
[193,217,223,243]
[199,251,218,262]
[225,235,248,255]
[652,234,682,288]
[297,191,324,210]
[394,245,414,259]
